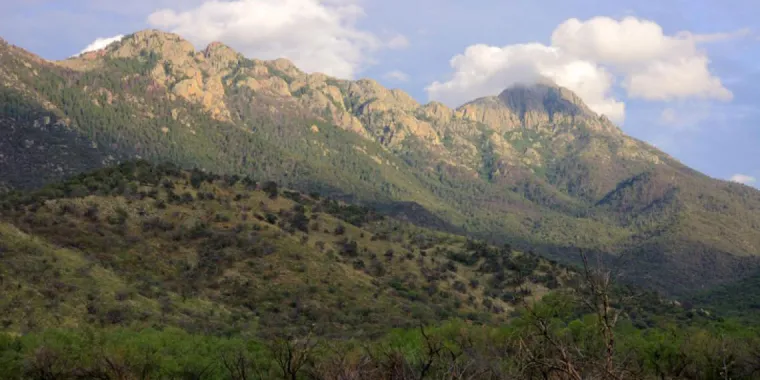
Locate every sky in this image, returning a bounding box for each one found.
[1,0,758,187]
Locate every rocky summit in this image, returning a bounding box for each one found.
[2,29,760,298]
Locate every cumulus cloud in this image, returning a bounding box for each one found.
[384,70,409,82]
[551,17,673,67]
[623,56,732,101]
[730,174,756,185]
[77,35,125,56]
[428,16,735,122]
[147,0,382,79]
[553,17,732,101]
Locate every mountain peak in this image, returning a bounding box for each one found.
[108,29,195,61]
[497,82,594,120]
[270,57,302,77]
[457,82,618,134]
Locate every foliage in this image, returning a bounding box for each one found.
[1,297,759,379]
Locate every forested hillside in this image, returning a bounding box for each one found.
[0,162,572,337]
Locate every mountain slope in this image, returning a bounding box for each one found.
[0,162,567,337]
[2,30,760,296]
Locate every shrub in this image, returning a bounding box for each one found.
[339,239,359,257]
[262,181,279,199]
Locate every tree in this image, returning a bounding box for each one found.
[270,333,318,380]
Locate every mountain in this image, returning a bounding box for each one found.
[2,30,760,297]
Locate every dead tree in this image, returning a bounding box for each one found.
[270,331,318,380]
[579,250,636,380]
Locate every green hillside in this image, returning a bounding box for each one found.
[3,162,760,379]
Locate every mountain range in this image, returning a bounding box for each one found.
[1,29,760,297]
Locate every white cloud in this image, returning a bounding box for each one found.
[552,17,732,101]
[387,34,409,49]
[77,35,125,56]
[623,55,732,101]
[428,16,735,122]
[147,0,381,79]
[384,70,409,82]
[551,17,674,67]
[730,174,756,185]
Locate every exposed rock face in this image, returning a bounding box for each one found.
[343,79,440,147]
[110,30,196,61]
[203,42,242,71]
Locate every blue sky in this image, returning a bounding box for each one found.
[1,0,758,186]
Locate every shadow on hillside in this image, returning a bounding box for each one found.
[516,239,760,299]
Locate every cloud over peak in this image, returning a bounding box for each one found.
[77,35,125,56]
[427,16,734,123]
[426,43,625,122]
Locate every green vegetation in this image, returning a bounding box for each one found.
[3,314,760,379]
[478,128,497,181]
[1,272,759,379]
[691,269,760,324]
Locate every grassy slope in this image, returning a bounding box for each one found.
[0,162,570,338]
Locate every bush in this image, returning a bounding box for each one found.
[262,181,279,199]
[339,239,359,257]
[290,212,309,233]
[84,204,100,221]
